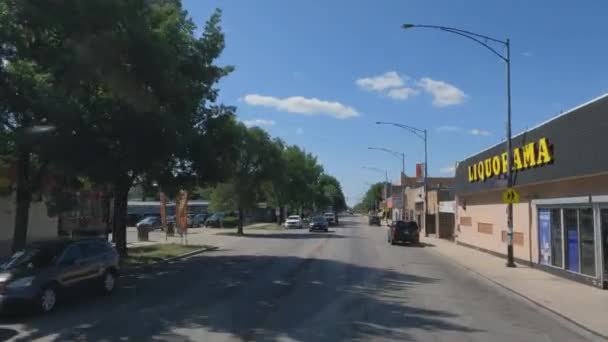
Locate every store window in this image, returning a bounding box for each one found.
[550,208,562,267]
[538,206,596,277]
[579,208,595,276]
[563,208,579,273]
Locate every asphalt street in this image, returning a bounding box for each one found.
[0,216,598,341]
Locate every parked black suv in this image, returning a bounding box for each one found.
[387,221,420,245]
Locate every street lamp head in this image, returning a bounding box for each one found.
[402,23,416,29]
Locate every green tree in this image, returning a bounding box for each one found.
[355,182,384,212]
[209,183,237,213]
[282,146,323,213]
[0,1,233,254]
[227,125,276,234]
[315,174,347,213]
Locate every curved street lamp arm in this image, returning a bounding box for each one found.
[411,24,506,45]
[368,147,403,160]
[440,28,507,62]
[376,121,425,141]
[403,24,508,62]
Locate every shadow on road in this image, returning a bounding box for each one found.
[3,253,481,341]
[215,232,346,239]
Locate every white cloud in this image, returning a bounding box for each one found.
[522,51,534,57]
[243,94,359,119]
[417,77,466,107]
[470,128,491,136]
[356,71,404,91]
[387,87,419,100]
[242,118,276,127]
[436,125,462,132]
[296,128,304,135]
[440,166,455,174]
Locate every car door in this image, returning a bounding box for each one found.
[56,244,88,287]
[80,241,107,280]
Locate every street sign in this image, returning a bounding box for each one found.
[502,188,520,204]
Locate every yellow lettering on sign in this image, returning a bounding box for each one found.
[513,148,523,170]
[484,158,492,178]
[522,142,536,168]
[477,161,485,181]
[466,137,553,183]
[492,156,501,176]
[537,137,552,165]
[468,165,475,182]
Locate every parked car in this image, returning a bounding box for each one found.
[0,238,119,314]
[136,216,162,231]
[388,221,420,245]
[127,213,143,227]
[190,213,207,228]
[368,215,381,226]
[284,215,303,229]
[324,212,336,226]
[309,215,329,232]
[205,212,225,228]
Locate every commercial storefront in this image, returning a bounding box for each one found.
[454,94,608,288]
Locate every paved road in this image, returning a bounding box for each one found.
[0,216,597,341]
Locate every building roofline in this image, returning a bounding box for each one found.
[456,92,608,163]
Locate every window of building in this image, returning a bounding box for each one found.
[550,208,562,267]
[579,208,595,276]
[538,206,597,278]
[563,208,579,273]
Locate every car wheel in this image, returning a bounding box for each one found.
[39,284,58,313]
[100,270,117,294]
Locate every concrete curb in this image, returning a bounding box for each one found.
[163,246,218,263]
[121,245,218,271]
[428,245,608,341]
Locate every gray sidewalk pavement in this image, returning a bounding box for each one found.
[422,236,608,339]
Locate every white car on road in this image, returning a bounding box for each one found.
[284,215,303,229]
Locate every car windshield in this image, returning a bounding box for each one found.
[1,244,64,271]
[312,216,326,223]
[287,216,300,220]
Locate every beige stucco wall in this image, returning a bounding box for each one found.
[0,195,57,257]
[456,172,608,264]
[456,190,532,262]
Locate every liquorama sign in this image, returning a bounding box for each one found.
[467,137,553,183]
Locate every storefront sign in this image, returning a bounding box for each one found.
[467,137,553,183]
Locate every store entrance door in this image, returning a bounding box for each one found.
[601,209,608,286]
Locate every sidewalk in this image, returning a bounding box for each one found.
[423,236,608,339]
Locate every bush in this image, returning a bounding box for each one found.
[222,216,239,228]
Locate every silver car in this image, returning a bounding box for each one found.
[0,238,119,314]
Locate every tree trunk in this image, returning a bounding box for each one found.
[237,207,244,235]
[113,178,131,256]
[12,148,32,253]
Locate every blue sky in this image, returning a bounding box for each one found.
[183,0,608,206]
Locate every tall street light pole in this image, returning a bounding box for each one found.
[368,147,406,220]
[375,122,428,233]
[367,147,405,175]
[402,23,515,267]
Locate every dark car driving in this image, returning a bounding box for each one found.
[0,238,119,314]
[387,221,420,245]
[309,215,329,232]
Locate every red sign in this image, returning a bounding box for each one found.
[416,163,423,178]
